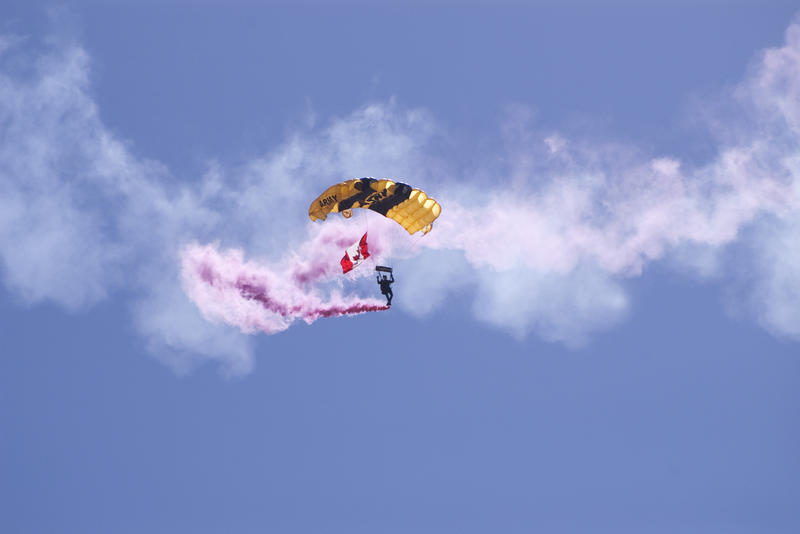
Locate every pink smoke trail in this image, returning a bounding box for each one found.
[181,221,392,335]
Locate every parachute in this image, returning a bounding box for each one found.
[309,177,441,235]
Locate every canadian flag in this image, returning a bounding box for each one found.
[341,232,371,274]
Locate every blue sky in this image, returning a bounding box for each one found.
[2,1,800,533]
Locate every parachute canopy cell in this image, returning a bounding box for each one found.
[309,178,441,235]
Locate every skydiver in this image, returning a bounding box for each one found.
[377,271,394,306]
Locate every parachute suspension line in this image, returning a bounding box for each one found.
[359,209,383,272]
[381,212,395,271]
[364,208,370,255]
[363,208,388,270]
[358,208,373,267]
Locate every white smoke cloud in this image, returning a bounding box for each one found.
[1,16,800,374]
[0,35,443,374]
[133,270,256,378]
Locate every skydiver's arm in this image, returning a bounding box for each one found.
[389,274,394,282]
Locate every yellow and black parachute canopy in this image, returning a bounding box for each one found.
[309,178,441,235]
